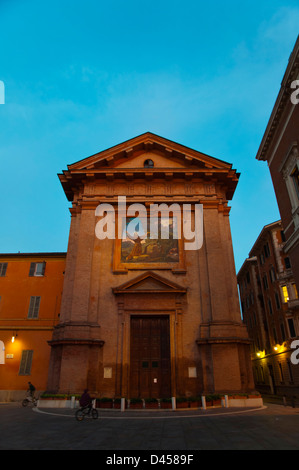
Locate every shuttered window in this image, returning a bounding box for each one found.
[28,296,41,319]
[291,166,299,199]
[0,263,8,277]
[29,262,46,276]
[19,350,33,375]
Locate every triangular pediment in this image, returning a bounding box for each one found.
[59,132,239,201]
[67,132,232,171]
[112,271,187,294]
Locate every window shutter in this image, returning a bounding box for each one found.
[28,297,35,318]
[33,296,41,318]
[28,296,40,318]
[0,263,8,276]
[19,351,26,373]
[25,350,33,375]
[29,263,36,276]
[2,263,7,276]
[19,350,33,375]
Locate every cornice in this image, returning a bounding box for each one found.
[256,35,299,162]
[59,167,239,202]
[248,219,282,257]
[48,338,105,347]
[58,133,239,202]
[196,337,251,345]
[112,271,187,295]
[0,252,66,259]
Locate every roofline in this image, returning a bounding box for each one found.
[64,131,233,169]
[248,220,281,256]
[256,34,299,162]
[58,132,239,202]
[237,220,281,278]
[0,252,67,258]
[236,256,258,279]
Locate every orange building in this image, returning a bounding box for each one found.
[0,253,66,401]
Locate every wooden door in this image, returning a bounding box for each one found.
[130,316,171,398]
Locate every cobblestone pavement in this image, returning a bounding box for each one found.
[1,401,299,452]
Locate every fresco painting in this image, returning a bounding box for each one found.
[120,217,179,264]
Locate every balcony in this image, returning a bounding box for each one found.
[288,298,299,309]
[277,269,293,282]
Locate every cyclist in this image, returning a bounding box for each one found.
[27,382,36,399]
[79,389,93,414]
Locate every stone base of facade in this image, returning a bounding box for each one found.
[0,390,42,402]
[36,396,263,409]
[228,397,263,407]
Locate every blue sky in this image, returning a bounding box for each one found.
[0,0,298,272]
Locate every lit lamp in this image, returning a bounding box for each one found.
[11,333,17,343]
[274,346,278,351]
[257,352,261,357]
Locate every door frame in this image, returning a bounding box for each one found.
[113,272,186,399]
[129,314,172,399]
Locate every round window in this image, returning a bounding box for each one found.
[144,159,154,168]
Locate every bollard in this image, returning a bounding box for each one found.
[121,397,125,412]
[201,396,206,410]
[70,395,76,409]
[283,395,287,407]
[172,397,176,410]
[224,395,229,408]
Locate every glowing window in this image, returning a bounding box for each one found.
[281,285,289,303]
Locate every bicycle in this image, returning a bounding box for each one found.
[75,405,98,421]
[22,394,38,407]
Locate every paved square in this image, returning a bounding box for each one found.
[1,402,299,451]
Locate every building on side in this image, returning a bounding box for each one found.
[237,220,299,397]
[0,253,66,401]
[256,35,299,289]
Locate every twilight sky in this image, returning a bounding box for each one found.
[0,0,298,272]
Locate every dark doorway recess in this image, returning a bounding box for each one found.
[130,316,171,398]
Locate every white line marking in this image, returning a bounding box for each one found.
[33,406,267,420]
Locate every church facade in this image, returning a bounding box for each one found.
[47,132,255,399]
